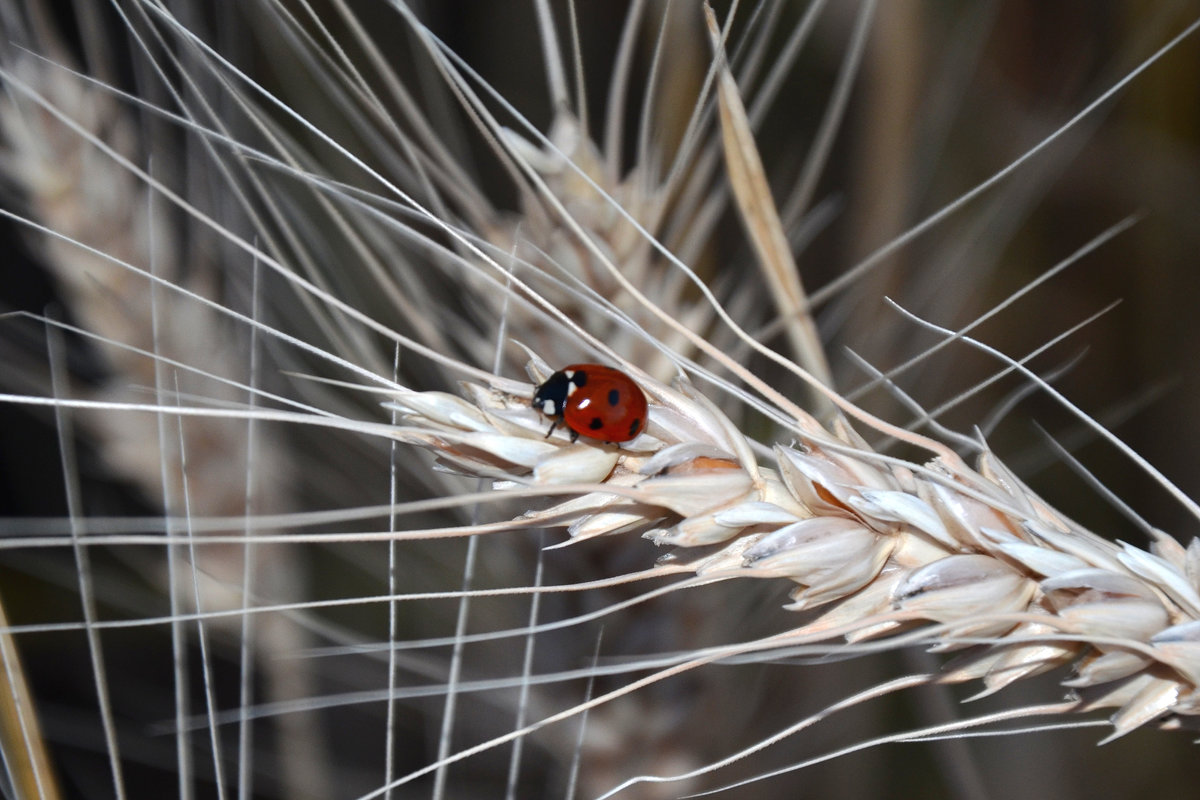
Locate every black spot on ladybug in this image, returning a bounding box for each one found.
[607,388,620,406]
[572,371,588,388]
[588,417,604,430]
[628,418,641,437]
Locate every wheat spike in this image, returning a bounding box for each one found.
[390,352,1200,745]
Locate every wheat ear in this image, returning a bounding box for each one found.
[391,345,1200,738]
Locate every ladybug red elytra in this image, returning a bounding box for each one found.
[532,364,648,444]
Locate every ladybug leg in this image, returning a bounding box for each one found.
[544,420,558,438]
[569,428,580,443]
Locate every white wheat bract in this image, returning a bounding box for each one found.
[1,2,1199,799]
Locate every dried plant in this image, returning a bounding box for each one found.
[1,2,1199,799]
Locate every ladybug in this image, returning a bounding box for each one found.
[532,364,648,444]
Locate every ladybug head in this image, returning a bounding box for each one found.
[532,370,572,416]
